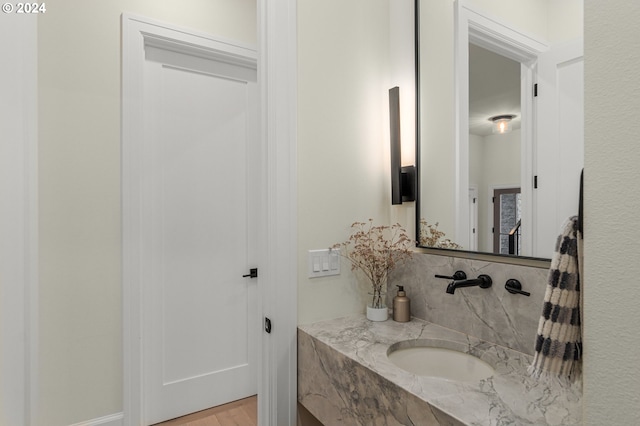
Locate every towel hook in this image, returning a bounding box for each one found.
[578,169,584,235]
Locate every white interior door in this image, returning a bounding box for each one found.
[535,40,584,258]
[141,41,259,425]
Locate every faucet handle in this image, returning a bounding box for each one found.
[505,279,530,296]
[477,274,493,289]
[434,270,467,281]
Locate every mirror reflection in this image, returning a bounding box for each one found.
[469,44,521,254]
[416,0,584,260]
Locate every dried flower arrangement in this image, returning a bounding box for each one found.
[418,218,461,249]
[332,219,414,309]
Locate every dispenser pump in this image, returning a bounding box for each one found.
[392,285,410,322]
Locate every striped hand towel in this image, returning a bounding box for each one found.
[529,216,582,383]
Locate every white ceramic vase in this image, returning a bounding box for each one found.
[366,304,388,321]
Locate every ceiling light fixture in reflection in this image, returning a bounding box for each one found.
[489,114,516,134]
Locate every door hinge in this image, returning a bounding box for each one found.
[242,268,258,278]
[492,227,495,234]
[264,317,272,334]
[534,83,538,97]
[534,175,538,189]
[492,196,495,203]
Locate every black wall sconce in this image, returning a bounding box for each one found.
[389,86,416,205]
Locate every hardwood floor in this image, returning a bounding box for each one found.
[153,396,258,426]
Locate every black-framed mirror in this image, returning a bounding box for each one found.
[414,0,584,262]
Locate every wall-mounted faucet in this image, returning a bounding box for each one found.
[434,271,467,281]
[445,274,492,294]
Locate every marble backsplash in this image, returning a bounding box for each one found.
[387,252,549,355]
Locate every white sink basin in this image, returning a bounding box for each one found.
[387,342,494,382]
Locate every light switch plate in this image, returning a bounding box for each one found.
[308,249,340,278]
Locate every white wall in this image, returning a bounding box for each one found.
[547,0,584,43]
[389,0,418,233]
[37,1,255,424]
[297,0,393,325]
[390,0,417,169]
[470,130,521,252]
[467,0,549,39]
[583,1,640,424]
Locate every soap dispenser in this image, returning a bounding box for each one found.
[392,285,411,322]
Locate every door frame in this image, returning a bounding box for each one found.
[122,11,298,425]
[454,0,547,255]
[257,1,298,424]
[0,14,38,426]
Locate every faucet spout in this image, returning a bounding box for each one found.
[446,274,492,294]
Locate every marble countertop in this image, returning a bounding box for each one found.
[298,315,582,425]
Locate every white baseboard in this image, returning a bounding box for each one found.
[68,412,123,426]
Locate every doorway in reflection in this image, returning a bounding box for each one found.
[493,188,522,255]
[468,43,522,254]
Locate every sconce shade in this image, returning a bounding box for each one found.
[489,114,516,134]
[389,86,416,204]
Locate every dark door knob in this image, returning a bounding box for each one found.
[242,268,258,278]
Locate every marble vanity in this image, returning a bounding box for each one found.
[298,315,582,425]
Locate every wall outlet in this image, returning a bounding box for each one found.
[308,249,340,278]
